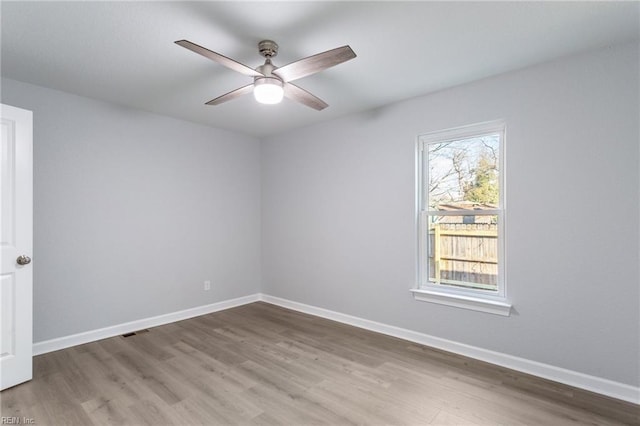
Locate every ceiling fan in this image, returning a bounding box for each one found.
[175,39,356,110]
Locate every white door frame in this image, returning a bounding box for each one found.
[1,103,33,390]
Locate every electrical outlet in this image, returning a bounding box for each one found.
[204,280,211,291]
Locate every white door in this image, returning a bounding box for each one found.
[0,104,33,390]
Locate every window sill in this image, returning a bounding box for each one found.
[410,288,512,316]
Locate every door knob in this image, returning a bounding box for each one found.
[16,255,31,265]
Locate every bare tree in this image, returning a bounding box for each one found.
[427,136,499,208]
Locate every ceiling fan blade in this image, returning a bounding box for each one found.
[283,83,328,111]
[273,45,356,82]
[175,40,263,77]
[205,84,255,106]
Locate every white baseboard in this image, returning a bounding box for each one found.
[32,293,261,356]
[260,294,640,405]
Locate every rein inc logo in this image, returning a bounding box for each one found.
[1,418,35,425]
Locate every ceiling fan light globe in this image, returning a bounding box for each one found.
[253,77,284,104]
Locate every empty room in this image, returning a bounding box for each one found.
[1,1,639,425]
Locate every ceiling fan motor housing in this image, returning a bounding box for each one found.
[256,60,279,78]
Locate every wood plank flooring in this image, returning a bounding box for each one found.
[1,302,638,425]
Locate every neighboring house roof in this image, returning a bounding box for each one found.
[437,201,497,211]
[433,201,497,224]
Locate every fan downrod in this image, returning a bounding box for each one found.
[258,40,278,58]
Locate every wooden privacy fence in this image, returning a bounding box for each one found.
[429,223,498,290]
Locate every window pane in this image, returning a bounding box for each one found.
[427,135,499,211]
[427,215,498,291]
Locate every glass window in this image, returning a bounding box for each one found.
[416,121,507,310]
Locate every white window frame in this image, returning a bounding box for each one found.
[411,120,511,316]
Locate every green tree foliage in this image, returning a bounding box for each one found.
[464,153,498,205]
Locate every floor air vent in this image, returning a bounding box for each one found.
[121,329,149,338]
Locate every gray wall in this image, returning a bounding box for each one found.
[1,78,262,342]
[261,43,640,386]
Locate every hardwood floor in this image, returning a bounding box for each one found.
[2,302,638,425]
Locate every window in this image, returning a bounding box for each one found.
[412,121,511,316]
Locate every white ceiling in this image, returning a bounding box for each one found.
[2,1,638,138]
